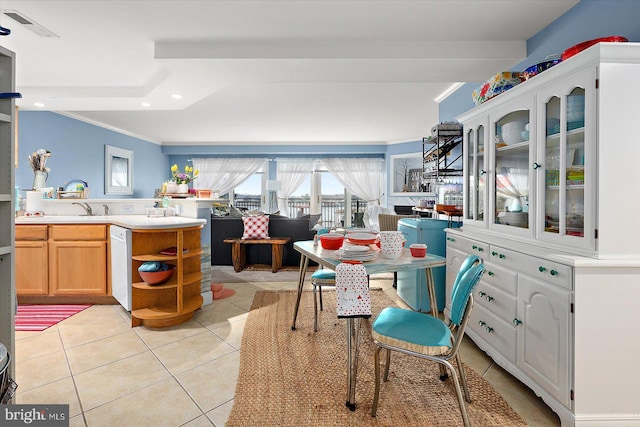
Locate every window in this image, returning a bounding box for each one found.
[105,145,133,195]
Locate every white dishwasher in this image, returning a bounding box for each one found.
[110,225,132,311]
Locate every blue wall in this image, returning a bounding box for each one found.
[439,0,640,122]
[17,112,168,198]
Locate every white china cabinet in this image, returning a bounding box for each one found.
[450,43,640,426]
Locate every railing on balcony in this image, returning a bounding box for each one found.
[233,195,367,227]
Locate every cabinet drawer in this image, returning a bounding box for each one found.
[474,280,517,325]
[446,233,488,258]
[50,225,107,241]
[468,304,516,364]
[488,245,572,290]
[483,261,517,296]
[16,225,48,240]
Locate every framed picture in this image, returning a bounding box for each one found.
[390,153,424,196]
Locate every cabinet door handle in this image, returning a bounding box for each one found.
[491,251,498,256]
[478,291,486,298]
[478,320,486,327]
[513,318,522,326]
[480,169,486,176]
[485,295,494,302]
[538,266,547,272]
[486,326,494,333]
[550,269,558,276]
[472,245,477,249]
[499,253,505,259]
[532,162,541,169]
[447,237,455,242]
[487,271,494,276]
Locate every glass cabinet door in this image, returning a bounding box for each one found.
[540,84,588,243]
[492,108,532,233]
[537,66,595,252]
[464,121,487,226]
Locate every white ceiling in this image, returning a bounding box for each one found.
[0,0,579,145]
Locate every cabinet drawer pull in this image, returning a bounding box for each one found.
[499,253,505,259]
[550,269,558,276]
[491,251,498,256]
[447,237,455,242]
[486,326,494,333]
[472,245,477,249]
[487,271,494,276]
[485,295,494,302]
[478,320,486,327]
[478,291,486,298]
[513,318,522,326]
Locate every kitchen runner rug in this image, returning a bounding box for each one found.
[15,305,92,332]
[227,289,527,427]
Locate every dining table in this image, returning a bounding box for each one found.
[291,240,446,411]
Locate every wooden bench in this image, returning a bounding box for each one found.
[223,237,292,273]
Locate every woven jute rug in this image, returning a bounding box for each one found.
[227,289,527,427]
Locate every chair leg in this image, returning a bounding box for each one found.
[442,359,471,427]
[318,285,323,311]
[383,348,391,382]
[392,271,397,289]
[371,346,382,417]
[455,353,472,403]
[312,284,319,332]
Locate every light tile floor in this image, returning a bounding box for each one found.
[13,267,561,426]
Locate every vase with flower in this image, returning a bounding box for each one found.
[28,148,52,190]
[170,164,198,194]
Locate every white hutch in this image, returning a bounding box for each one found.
[447,43,640,426]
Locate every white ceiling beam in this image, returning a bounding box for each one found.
[155,40,526,60]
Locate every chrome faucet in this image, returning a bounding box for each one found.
[72,202,93,216]
[103,204,110,215]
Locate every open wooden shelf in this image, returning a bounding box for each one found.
[130,225,203,328]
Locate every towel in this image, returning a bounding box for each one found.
[335,262,371,318]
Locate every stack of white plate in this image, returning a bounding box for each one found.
[497,211,528,227]
[335,243,377,261]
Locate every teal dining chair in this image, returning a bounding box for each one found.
[370,256,484,427]
[310,228,336,331]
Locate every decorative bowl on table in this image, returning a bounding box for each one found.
[319,234,344,250]
[346,232,378,246]
[138,262,176,285]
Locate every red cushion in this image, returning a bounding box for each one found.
[242,215,270,239]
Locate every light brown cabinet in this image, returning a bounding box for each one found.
[15,225,48,295]
[130,225,202,328]
[16,224,109,298]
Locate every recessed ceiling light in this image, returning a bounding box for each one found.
[141,102,151,107]
[33,102,45,107]
[171,94,182,99]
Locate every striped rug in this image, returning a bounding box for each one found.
[15,305,92,332]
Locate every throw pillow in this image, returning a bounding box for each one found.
[242,215,270,240]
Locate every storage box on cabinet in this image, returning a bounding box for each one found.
[489,245,572,290]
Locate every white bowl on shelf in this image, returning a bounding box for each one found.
[501,120,527,145]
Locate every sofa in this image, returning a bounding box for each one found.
[210,216,318,267]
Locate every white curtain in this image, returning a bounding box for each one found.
[321,158,384,205]
[111,156,129,187]
[192,158,267,197]
[276,158,314,216]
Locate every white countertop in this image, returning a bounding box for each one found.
[15,214,206,229]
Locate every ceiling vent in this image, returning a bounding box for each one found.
[2,10,59,38]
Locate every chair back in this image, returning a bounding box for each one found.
[450,263,485,326]
[317,228,331,236]
[378,213,418,232]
